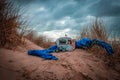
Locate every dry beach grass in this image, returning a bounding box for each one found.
[80,19,120,67]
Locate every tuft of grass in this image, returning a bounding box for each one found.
[110,38,120,64]
[34,36,54,48]
[80,18,120,66]
[0,0,25,49]
[25,30,54,48]
[80,19,108,41]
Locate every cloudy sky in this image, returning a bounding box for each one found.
[13,0,120,40]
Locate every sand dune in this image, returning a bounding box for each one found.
[0,39,119,80]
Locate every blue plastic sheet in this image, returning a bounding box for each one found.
[28,38,114,60]
[75,38,114,55]
[46,45,58,53]
[94,39,114,55]
[75,38,93,48]
[28,45,58,60]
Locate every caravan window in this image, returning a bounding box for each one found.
[59,39,66,44]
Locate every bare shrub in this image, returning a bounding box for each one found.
[0,0,25,49]
[110,38,120,63]
[25,31,54,48]
[34,36,54,48]
[80,18,120,65]
[80,27,91,39]
[91,19,108,41]
[24,30,36,42]
[80,19,108,41]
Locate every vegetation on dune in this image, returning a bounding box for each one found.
[80,19,120,66]
[80,19,108,41]
[0,0,26,49]
[25,31,54,48]
[0,0,53,49]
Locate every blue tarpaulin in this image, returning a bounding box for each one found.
[94,39,114,55]
[75,38,114,55]
[75,38,93,48]
[28,38,114,60]
[28,45,58,60]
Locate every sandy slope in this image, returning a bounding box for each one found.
[0,39,120,80]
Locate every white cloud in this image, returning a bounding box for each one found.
[38,28,76,41]
[37,7,47,12]
[53,16,77,27]
[85,15,96,20]
[55,20,66,26]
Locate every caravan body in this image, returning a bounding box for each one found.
[55,37,74,52]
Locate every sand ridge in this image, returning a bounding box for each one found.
[0,39,119,80]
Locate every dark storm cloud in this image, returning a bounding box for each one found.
[13,0,120,17]
[13,0,48,4]
[11,0,120,37]
[15,0,34,3]
[88,0,120,17]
